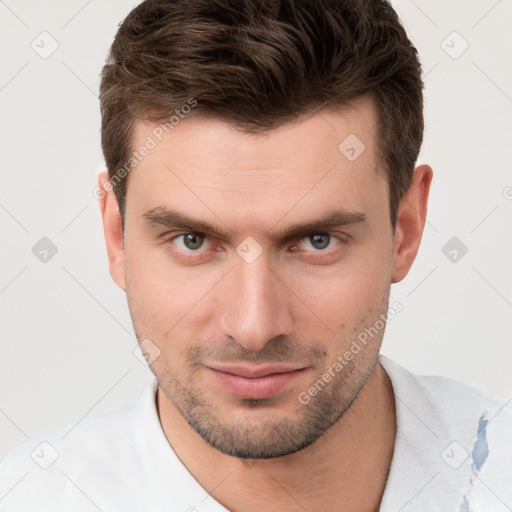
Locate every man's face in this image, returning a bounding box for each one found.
[121,95,396,458]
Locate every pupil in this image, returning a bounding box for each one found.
[184,233,203,250]
[310,234,330,249]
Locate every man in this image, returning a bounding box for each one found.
[1,0,511,510]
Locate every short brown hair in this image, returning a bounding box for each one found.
[100,0,424,227]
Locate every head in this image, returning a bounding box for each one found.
[99,0,432,459]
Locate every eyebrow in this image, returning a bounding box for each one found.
[142,206,367,240]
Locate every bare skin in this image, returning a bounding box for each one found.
[99,94,432,511]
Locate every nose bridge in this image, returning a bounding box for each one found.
[218,254,292,351]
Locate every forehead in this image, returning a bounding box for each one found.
[126,95,387,227]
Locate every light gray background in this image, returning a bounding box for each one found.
[0,0,511,461]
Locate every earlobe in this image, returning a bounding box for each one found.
[98,171,127,291]
[391,164,433,283]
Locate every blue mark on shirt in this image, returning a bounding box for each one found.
[459,414,489,511]
[471,416,489,472]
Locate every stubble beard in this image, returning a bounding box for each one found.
[154,340,381,459]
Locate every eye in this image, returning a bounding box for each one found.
[299,233,333,251]
[172,233,208,251]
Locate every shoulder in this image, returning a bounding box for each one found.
[379,355,512,511]
[0,380,156,511]
[0,398,135,467]
[379,354,512,430]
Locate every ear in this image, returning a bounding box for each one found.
[391,164,433,283]
[98,171,126,291]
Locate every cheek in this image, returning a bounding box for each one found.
[292,246,392,324]
[125,258,205,378]
[124,246,221,341]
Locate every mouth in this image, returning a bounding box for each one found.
[206,364,308,400]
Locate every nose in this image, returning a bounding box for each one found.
[218,254,294,352]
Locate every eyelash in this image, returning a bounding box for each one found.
[164,232,348,261]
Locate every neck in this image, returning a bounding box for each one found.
[157,363,396,512]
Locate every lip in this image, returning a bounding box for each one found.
[207,364,307,400]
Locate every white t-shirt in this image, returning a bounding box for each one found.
[1,356,511,511]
